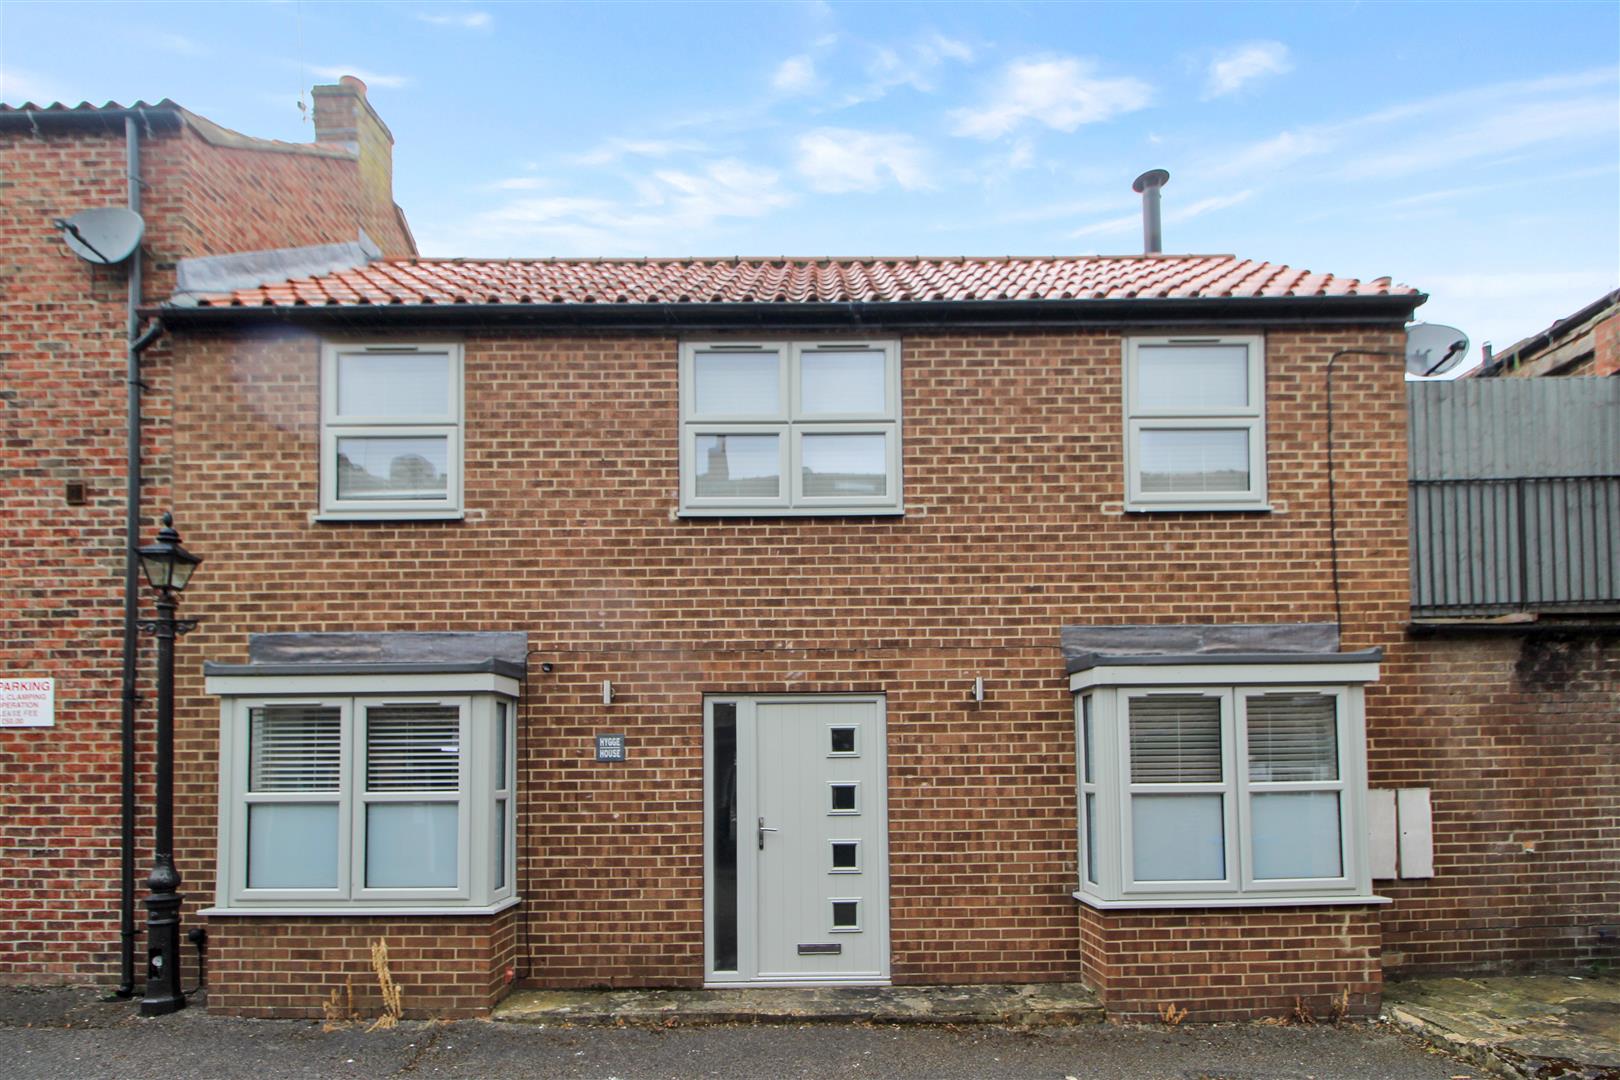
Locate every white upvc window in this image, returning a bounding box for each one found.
[679,341,902,516]
[320,342,463,520]
[211,685,516,913]
[1123,335,1267,511]
[1073,661,1381,908]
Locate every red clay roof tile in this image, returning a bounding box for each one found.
[182,255,1419,310]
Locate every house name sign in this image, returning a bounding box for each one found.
[0,678,54,727]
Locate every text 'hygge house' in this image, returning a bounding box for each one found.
[4,79,1614,1023]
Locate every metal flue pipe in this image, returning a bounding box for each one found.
[1132,169,1170,254]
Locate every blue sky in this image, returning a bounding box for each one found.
[4,1,1617,371]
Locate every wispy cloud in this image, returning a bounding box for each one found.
[830,31,977,107]
[311,65,410,89]
[773,56,818,94]
[951,57,1152,139]
[134,30,207,56]
[0,63,72,105]
[795,128,931,193]
[416,10,492,31]
[1346,96,1620,180]
[1385,162,1619,209]
[1211,66,1620,184]
[1070,188,1255,238]
[1204,41,1291,99]
[486,177,550,192]
[464,160,795,254]
[567,138,710,167]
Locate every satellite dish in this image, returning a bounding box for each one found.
[55,207,145,265]
[1405,322,1470,378]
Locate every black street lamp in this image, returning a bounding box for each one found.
[135,512,201,1017]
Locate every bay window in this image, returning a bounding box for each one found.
[679,340,902,515]
[209,674,516,913]
[1073,657,1381,907]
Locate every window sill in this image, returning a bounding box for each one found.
[677,506,906,519]
[1073,890,1388,910]
[1123,503,1273,514]
[201,896,521,917]
[312,510,466,523]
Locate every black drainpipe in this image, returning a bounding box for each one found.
[114,113,164,999]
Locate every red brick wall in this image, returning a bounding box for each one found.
[157,323,1412,1008]
[206,907,518,1018]
[0,112,410,985]
[1590,309,1619,376]
[1078,905,1382,1022]
[1374,630,1620,974]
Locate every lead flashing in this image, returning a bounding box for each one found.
[202,658,526,680]
[173,233,381,302]
[1065,648,1383,674]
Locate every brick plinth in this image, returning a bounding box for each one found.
[1078,904,1383,1023]
[205,906,518,1018]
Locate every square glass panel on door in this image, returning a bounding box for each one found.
[705,696,889,985]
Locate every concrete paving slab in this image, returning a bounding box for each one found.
[495,983,1106,1027]
[1384,974,1620,1080]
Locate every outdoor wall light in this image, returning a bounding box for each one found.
[972,676,985,703]
[602,679,615,705]
[134,511,201,1017]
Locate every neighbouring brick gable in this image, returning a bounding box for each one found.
[0,104,412,984]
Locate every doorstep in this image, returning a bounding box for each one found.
[494,983,1104,1028]
[1383,974,1620,1080]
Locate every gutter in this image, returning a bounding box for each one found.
[151,293,1426,332]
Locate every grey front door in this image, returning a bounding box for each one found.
[705,696,890,985]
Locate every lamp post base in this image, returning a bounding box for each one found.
[138,883,186,1016]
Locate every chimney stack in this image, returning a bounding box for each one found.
[1132,169,1170,255]
[311,76,407,255]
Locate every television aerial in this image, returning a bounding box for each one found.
[54,207,145,265]
[1405,322,1470,378]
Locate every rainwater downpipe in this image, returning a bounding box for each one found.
[115,113,164,999]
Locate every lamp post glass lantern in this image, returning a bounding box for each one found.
[135,512,200,1017]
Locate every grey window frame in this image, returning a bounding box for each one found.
[1072,661,1382,909]
[678,341,903,516]
[1122,334,1268,512]
[319,342,465,521]
[207,673,517,915]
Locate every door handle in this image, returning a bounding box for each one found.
[757,816,779,850]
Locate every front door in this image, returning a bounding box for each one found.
[705,696,889,985]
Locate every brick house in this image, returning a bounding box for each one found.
[1471,287,1620,378]
[3,83,1615,1022]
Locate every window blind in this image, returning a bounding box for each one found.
[1247,693,1338,782]
[249,706,340,791]
[1129,694,1222,783]
[365,705,460,791]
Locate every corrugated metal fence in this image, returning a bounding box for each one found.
[1408,377,1620,616]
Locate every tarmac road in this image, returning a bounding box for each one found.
[1,987,1476,1079]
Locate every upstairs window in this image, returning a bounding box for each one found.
[321,342,463,519]
[679,341,902,516]
[1123,336,1267,511]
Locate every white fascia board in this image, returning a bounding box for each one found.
[205,671,520,697]
[1070,661,1380,692]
